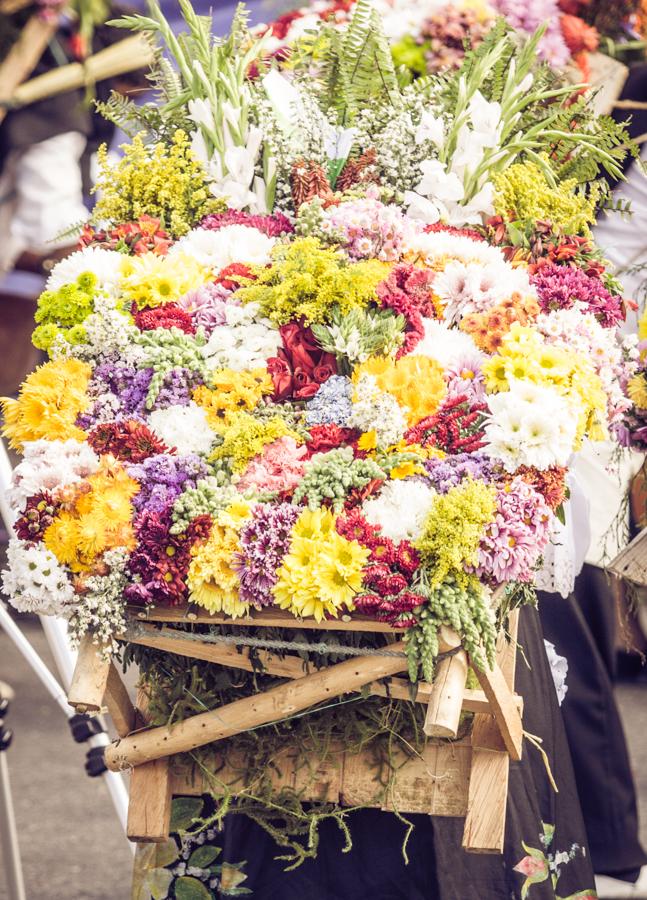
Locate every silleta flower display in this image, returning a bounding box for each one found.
[1,0,640,678]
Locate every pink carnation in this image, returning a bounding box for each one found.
[237,437,307,493]
[473,477,552,584]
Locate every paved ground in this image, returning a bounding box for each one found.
[0,615,646,900]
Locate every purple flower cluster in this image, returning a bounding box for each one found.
[490,0,570,67]
[424,452,494,493]
[127,453,208,514]
[531,264,623,329]
[305,376,353,426]
[177,282,234,335]
[473,477,552,583]
[234,503,300,606]
[79,364,199,428]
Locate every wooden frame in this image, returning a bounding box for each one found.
[67,607,523,855]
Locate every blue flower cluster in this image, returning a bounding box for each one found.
[305,375,354,426]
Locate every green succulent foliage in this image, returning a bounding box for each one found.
[311,305,405,371]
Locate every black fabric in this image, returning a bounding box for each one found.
[210,606,595,899]
[538,571,647,879]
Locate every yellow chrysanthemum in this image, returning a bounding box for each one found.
[1,358,91,450]
[187,522,249,617]
[273,510,369,622]
[627,373,647,409]
[119,252,208,308]
[43,460,138,571]
[352,355,447,425]
[193,368,273,426]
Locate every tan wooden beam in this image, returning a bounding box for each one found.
[129,605,400,633]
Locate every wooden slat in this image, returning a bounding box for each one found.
[128,605,400,633]
[104,663,136,738]
[122,624,310,679]
[462,611,519,853]
[127,688,172,843]
[169,739,471,817]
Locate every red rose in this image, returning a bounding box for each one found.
[266,357,293,400]
[270,321,337,401]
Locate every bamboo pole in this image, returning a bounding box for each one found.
[105,641,408,771]
[8,34,156,110]
[0,16,58,124]
[67,635,112,713]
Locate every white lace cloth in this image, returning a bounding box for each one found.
[535,469,591,599]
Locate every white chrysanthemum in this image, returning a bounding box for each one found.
[434,260,534,323]
[415,319,484,369]
[2,539,76,616]
[9,439,100,511]
[202,302,281,371]
[46,247,124,293]
[148,403,217,456]
[484,381,577,472]
[169,225,275,271]
[402,230,504,267]
[348,374,407,448]
[362,479,436,543]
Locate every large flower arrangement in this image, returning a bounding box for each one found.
[0,3,639,684]
[260,0,640,80]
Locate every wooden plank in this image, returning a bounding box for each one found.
[128,605,400,633]
[462,610,520,853]
[0,16,58,124]
[105,642,409,771]
[169,740,473,816]
[127,688,172,843]
[67,635,111,713]
[104,662,136,738]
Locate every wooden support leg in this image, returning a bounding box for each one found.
[462,610,520,853]
[67,635,111,713]
[423,626,469,738]
[126,688,172,844]
[104,663,136,738]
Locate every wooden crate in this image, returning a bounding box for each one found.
[68,606,523,856]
